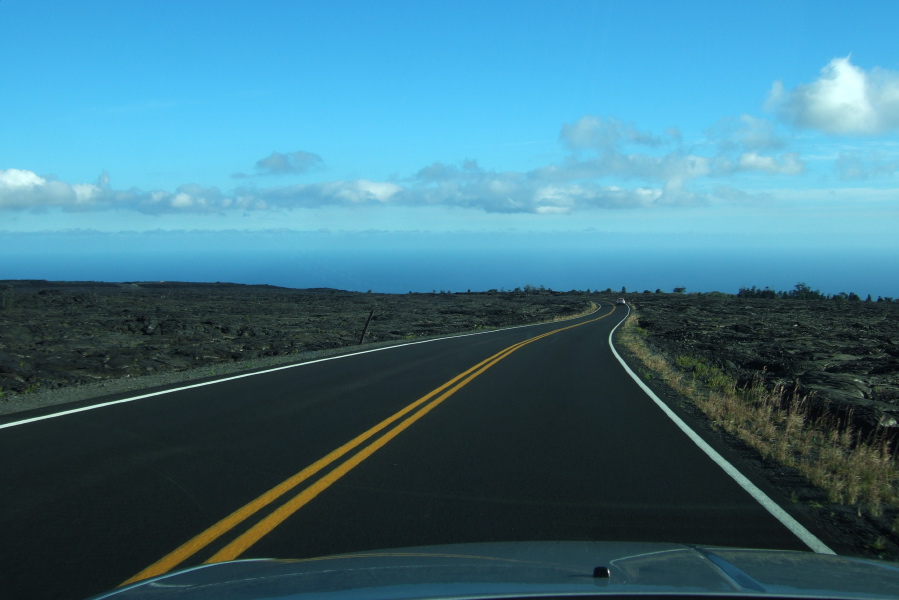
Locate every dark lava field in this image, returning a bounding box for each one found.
[2,281,898,437]
[0,280,595,401]
[628,292,899,433]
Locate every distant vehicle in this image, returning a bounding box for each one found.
[616,298,627,305]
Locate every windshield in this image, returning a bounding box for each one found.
[1,2,898,600]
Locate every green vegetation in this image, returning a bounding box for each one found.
[673,355,733,393]
[737,281,894,302]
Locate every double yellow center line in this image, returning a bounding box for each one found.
[123,305,616,585]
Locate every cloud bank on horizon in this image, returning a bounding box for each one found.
[1,57,897,218]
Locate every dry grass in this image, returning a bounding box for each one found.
[617,310,899,519]
[552,301,598,321]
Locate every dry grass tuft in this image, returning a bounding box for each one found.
[617,310,899,519]
[552,301,598,322]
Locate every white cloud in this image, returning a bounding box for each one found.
[0,169,102,210]
[766,56,899,135]
[552,114,803,195]
[409,163,666,212]
[708,115,784,152]
[315,180,402,204]
[233,150,324,178]
[257,151,323,174]
[835,150,899,180]
[702,116,806,176]
[247,180,403,209]
[534,206,569,215]
[0,107,817,218]
[545,151,712,188]
[0,169,244,214]
[143,184,235,213]
[546,116,720,192]
[1,168,44,189]
[737,152,804,175]
[72,183,103,204]
[560,116,662,151]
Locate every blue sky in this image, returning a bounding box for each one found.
[2,1,898,295]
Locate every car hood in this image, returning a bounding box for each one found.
[91,541,899,600]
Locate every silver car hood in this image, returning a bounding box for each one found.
[92,541,899,600]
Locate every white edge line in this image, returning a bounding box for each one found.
[1,303,603,431]
[607,306,836,556]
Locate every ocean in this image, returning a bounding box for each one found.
[3,230,897,299]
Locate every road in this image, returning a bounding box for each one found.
[0,303,833,599]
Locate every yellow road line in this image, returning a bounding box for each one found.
[205,346,506,561]
[124,306,616,584]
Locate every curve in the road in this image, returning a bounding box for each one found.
[124,306,621,584]
[607,308,834,555]
[1,301,843,600]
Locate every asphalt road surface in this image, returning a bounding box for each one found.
[0,303,833,600]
